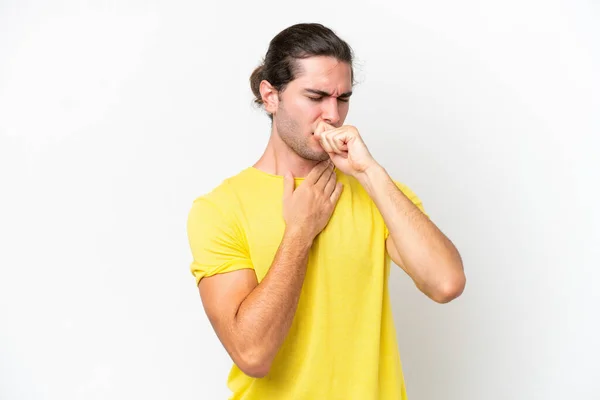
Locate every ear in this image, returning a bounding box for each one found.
[259,80,280,115]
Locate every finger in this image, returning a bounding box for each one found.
[305,160,330,185]
[319,130,345,155]
[283,171,295,200]
[330,181,344,204]
[314,121,336,138]
[323,167,337,195]
[315,162,335,190]
[329,135,342,154]
[333,133,349,152]
[319,134,334,153]
[325,134,337,154]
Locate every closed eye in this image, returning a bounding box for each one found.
[308,96,350,103]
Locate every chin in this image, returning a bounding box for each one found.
[297,146,329,162]
[308,150,330,162]
[309,142,329,160]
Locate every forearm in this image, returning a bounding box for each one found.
[357,164,464,300]
[234,227,312,368]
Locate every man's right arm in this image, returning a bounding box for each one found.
[196,161,342,378]
[199,226,312,378]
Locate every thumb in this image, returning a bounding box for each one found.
[314,120,333,138]
[283,171,295,199]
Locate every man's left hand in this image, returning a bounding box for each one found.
[314,121,378,177]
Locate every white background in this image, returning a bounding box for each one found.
[1,1,598,399]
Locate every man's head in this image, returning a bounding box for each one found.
[250,23,355,161]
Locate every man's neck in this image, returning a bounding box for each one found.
[253,133,319,178]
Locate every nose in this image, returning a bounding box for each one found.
[322,98,341,126]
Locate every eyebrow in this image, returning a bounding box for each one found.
[304,89,353,98]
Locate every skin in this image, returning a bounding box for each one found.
[254,56,353,177]
[198,56,466,378]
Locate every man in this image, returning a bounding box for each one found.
[187,23,465,399]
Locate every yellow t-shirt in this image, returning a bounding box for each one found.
[187,166,426,400]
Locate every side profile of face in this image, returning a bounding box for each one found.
[264,56,353,161]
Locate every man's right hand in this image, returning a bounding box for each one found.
[282,160,344,241]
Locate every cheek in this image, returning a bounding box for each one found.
[293,98,321,121]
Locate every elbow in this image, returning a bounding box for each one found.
[431,272,466,304]
[235,347,273,378]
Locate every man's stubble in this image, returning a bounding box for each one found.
[274,102,330,162]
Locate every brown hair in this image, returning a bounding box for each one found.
[250,23,355,118]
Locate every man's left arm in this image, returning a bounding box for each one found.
[357,164,466,303]
[313,122,465,303]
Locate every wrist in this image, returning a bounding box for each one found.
[283,225,315,249]
[355,163,386,193]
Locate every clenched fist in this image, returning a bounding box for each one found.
[314,121,378,177]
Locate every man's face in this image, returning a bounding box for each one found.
[272,56,353,161]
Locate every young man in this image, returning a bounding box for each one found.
[187,23,465,399]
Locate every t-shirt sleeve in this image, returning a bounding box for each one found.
[186,197,254,285]
[384,181,429,239]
